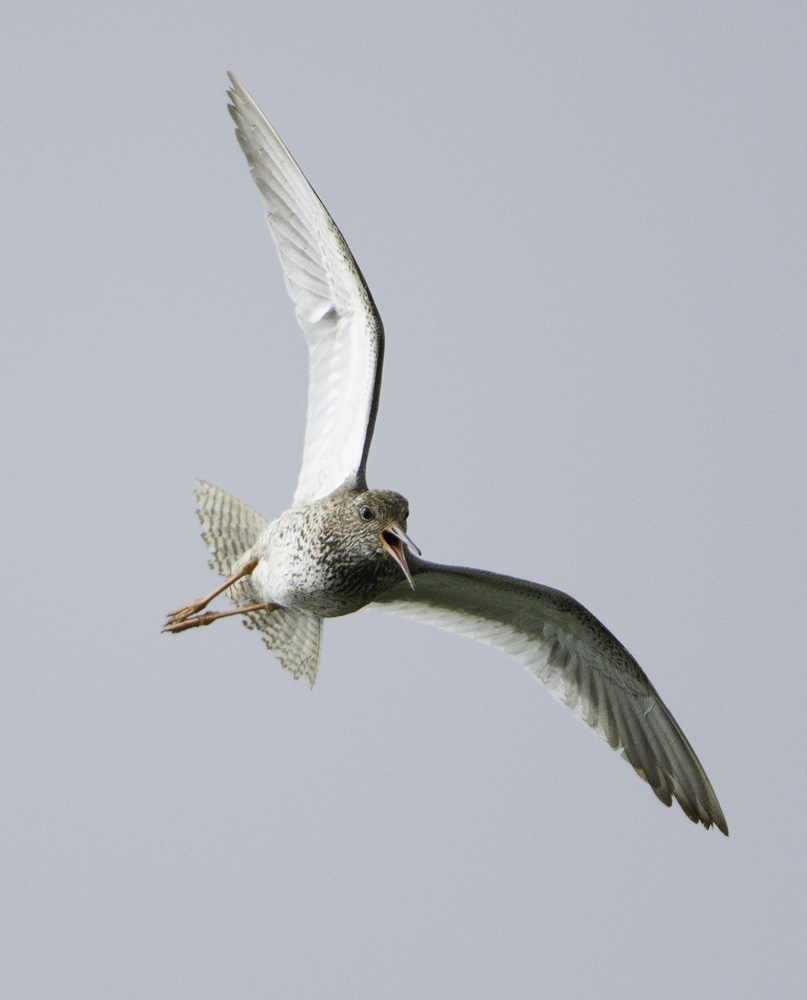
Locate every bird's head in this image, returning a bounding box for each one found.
[347,489,419,589]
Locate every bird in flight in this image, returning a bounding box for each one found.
[165,74,728,835]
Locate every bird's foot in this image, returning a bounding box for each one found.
[163,601,279,635]
[163,610,224,633]
[164,557,261,628]
[165,598,210,626]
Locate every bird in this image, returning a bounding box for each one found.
[165,73,728,835]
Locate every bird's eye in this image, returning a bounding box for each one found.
[360,505,375,521]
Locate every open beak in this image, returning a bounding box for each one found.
[380,522,419,590]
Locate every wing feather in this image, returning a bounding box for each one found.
[372,558,728,834]
[227,74,384,505]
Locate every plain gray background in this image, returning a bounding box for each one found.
[3,2,805,997]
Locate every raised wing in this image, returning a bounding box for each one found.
[373,558,728,834]
[227,74,384,506]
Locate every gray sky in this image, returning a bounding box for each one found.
[3,2,806,997]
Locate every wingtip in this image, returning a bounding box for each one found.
[691,797,729,836]
[226,71,250,107]
[687,791,729,836]
[701,783,729,836]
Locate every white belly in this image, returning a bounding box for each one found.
[249,510,375,617]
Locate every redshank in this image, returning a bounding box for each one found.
[165,74,728,835]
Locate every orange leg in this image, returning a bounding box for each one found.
[163,601,279,634]
[165,557,260,627]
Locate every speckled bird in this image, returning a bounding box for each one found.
[165,74,728,835]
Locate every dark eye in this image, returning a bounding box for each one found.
[359,505,375,521]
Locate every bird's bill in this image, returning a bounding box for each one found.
[380,523,416,589]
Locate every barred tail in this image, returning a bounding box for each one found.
[193,480,322,687]
[195,478,270,576]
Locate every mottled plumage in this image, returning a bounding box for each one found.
[165,74,728,835]
[249,486,412,617]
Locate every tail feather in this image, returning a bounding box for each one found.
[195,478,269,576]
[193,480,323,686]
[242,605,322,688]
